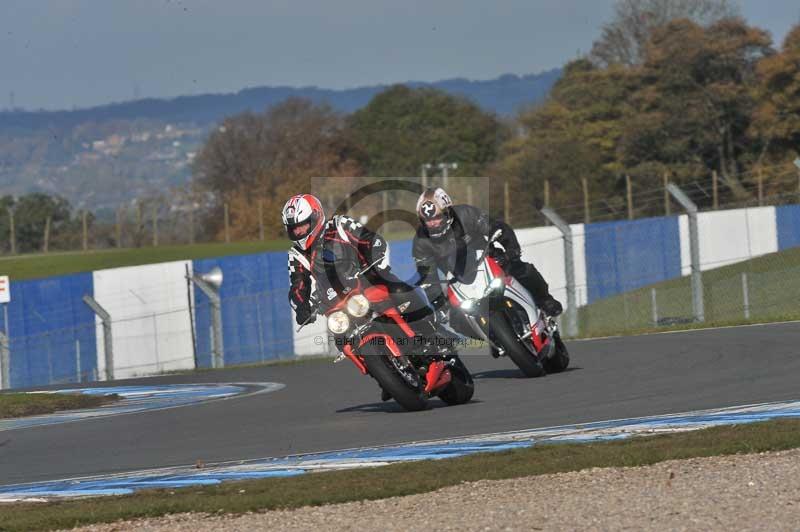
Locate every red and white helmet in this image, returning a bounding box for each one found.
[282,194,326,251]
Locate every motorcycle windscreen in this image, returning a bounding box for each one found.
[449,254,493,301]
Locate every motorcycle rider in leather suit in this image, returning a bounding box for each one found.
[412,188,563,348]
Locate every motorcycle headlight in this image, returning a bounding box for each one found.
[346,294,370,318]
[327,311,350,334]
[484,277,506,297]
[460,298,479,315]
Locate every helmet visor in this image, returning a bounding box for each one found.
[286,212,319,242]
[424,214,446,231]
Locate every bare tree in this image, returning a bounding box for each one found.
[590,0,740,67]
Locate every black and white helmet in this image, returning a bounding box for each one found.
[416,187,454,238]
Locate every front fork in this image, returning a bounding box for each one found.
[525,313,557,359]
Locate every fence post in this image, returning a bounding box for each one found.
[626,174,634,220]
[543,180,551,226]
[191,267,224,368]
[742,272,750,320]
[664,173,671,215]
[757,167,764,206]
[544,179,550,208]
[189,206,196,245]
[258,200,265,241]
[82,211,89,251]
[43,216,51,253]
[668,183,705,322]
[8,208,16,254]
[712,171,719,210]
[136,201,143,247]
[1,303,10,389]
[582,178,590,223]
[651,288,659,327]
[467,185,474,206]
[224,203,230,243]
[540,207,577,337]
[82,295,114,380]
[116,207,123,248]
[152,205,159,247]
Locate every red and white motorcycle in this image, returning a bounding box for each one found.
[299,255,475,411]
[444,230,570,377]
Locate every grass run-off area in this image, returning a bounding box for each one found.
[0,240,289,281]
[1,419,799,531]
[0,392,119,419]
[578,246,800,337]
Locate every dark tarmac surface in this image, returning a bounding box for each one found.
[1,321,798,486]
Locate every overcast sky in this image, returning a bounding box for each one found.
[2,0,798,111]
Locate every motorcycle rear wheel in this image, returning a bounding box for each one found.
[489,313,545,378]
[362,347,429,412]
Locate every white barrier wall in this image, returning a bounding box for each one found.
[517,225,588,308]
[292,314,330,356]
[679,207,778,275]
[93,261,196,379]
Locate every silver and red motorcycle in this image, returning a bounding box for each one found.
[443,230,570,377]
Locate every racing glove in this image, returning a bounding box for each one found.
[493,244,521,268]
[295,302,318,326]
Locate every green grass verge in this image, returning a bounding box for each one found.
[0,241,289,281]
[0,392,120,419]
[0,231,416,282]
[579,246,800,337]
[574,314,800,341]
[2,419,800,531]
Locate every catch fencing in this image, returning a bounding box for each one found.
[2,194,800,390]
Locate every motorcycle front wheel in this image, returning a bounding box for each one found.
[362,345,429,412]
[488,312,545,378]
[544,332,570,374]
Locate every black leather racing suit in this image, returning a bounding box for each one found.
[412,204,553,339]
[288,215,436,336]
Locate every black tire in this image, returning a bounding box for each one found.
[438,356,475,405]
[544,333,570,374]
[362,349,429,412]
[488,313,545,378]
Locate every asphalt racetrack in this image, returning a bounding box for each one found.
[1,321,799,487]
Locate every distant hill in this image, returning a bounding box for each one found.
[0,70,561,130]
[0,70,561,211]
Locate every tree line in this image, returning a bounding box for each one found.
[194,0,800,239]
